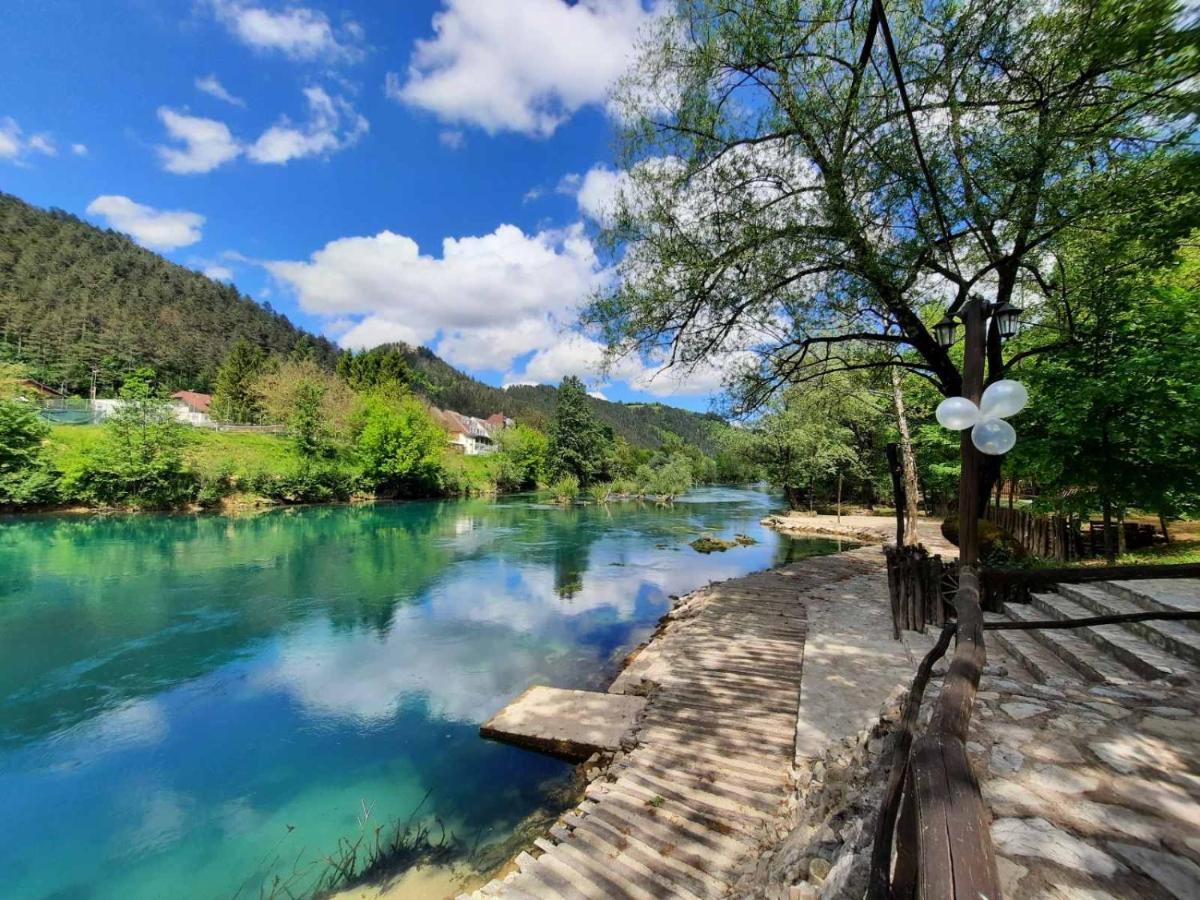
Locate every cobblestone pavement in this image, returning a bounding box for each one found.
[960,666,1200,900]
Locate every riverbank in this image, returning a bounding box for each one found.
[762,511,957,555]
[455,543,937,899]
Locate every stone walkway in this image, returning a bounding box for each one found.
[971,577,1200,898]
[460,549,932,899]
[965,671,1200,898]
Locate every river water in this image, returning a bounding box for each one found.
[0,488,847,899]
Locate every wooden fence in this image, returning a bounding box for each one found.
[885,545,952,636]
[983,505,1080,563]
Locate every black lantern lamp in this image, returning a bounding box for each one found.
[934,314,959,348]
[994,301,1023,339]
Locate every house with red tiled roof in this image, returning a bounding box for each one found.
[170,390,213,425]
[430,406,511,455]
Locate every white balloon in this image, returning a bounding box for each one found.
[936,396,980,431]
[980,379,1028,419]
[972,418,1017,455]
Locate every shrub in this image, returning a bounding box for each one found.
[550,473,580,504]
[353,393,444,496]
[0,399,59,506]
[251,463,358,504]
[196,462,237,507]
[67,371,198,508]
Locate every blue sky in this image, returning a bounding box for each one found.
[0,0,721,409]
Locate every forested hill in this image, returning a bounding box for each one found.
[0,192,339,393]
[0,192,724,450]
[396,344,726,451]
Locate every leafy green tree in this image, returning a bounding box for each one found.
[210,340,266,424]
[353,393,445,496]
[497,423,549,490]
[635,453,694,499]
[0,398,58,505]
[1012,238,1200,556]
[588,0,1199,483]
[70,368,196,508]
[547,376,612,486]
[336,346,423,393]
[255,359,353,459]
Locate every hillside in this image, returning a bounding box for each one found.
[0,192,724,451]
[0,192,339,394]
[396,344,726,451]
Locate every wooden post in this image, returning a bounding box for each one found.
[911,296,1000,899]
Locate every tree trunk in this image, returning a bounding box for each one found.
[890,366,921,546]
[837,473,843,523]
[1117,509,1127,557]
[1160,512,1172,545]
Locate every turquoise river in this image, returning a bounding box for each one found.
[0,488,847,900]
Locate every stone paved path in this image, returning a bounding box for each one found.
[970,577,1200,898]
[962,672,1200,899]
[460,549,927,899]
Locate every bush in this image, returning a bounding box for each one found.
[196,462,237,507]
[250,463,359,504]
[67,371,198,509]
[353,393,444,496]
[550,473,580,504]
[588,481,615,503]
[497,424,549,490]
[0,399,59,506]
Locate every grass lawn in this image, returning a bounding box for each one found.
[47,424,297,479]
[1103,519,1200,566]
[45,425,500,494]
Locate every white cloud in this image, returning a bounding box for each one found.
[195,74,246,107]
[27,134,57,156]
[212,1,365,62]
[156,89,366,173]
[86,195,205,250]
[71,143,89,156]
[0,117,66,163]
[246,86,367,164]
[395,0,662,136]
[203,264,235,281]
[564,164,628,226]
[155,108,242,174]
[0,120,20,159]
[266,222,604,368]
[438,129,465,150]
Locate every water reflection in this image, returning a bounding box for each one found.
[0,488,843,900]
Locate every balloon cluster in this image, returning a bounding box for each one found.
[935,379,1028,455]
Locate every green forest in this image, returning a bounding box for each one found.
[0,191,722,452]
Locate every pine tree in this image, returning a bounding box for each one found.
[210,340,266,424]
[547,375,612,486]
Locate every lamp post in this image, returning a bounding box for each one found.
[934,295,1023,566]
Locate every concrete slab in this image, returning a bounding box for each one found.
[480,686,647,761]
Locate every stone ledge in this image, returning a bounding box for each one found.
[480,686,647,762]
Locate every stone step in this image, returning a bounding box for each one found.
[1054,583,1200,668]
[1002,603,1145,683]
[1099,578,1200,630]
[1031,592,1196,681]
[984,615,1081,684]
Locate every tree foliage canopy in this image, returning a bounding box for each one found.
[590,0,1199,410]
